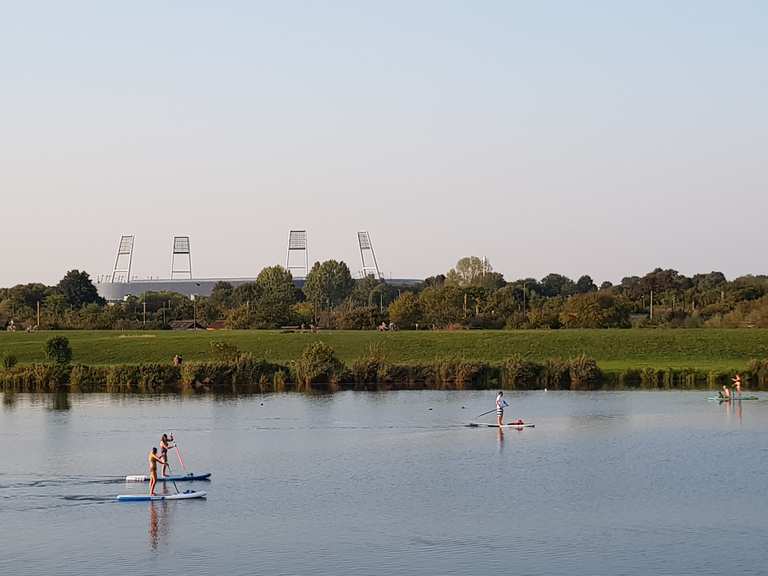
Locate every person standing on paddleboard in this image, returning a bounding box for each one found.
[148,447,166,496]
[160,433,175,477]
[732,374,743,399]
[496,391,509,427]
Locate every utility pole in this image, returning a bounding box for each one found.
[36,301,40,329]
[522,282,526,318]
[650,290,654,321]
[143,302,146,328]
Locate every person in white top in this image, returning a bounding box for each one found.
[496,391,509,427]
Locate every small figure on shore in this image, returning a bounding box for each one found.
[160,433,175,476]
[496,390,509,427]
[731,374,743,399]
[173,354,183,366]
[148,447,166,496]
[719,384,731,400]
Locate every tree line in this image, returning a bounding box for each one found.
[2,258,768,330]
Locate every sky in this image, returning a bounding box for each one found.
[1,0,766,287]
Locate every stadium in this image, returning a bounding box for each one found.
[96,231,421,302]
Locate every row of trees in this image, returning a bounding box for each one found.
[2,258,768,330]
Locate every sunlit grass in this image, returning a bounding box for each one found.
[1,329,766,372]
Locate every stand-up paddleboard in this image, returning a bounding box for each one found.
[125,472,212,482]
[467,422,535,429]
[707,396,759,402]
[117,490,207,502]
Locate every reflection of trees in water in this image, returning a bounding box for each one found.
[47,391,71,411]
[149,500,173,551]
[2,391,17,409]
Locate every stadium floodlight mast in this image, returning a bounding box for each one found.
[111,235,135,283]
[357,231,381,279]
[286,230,308,278]
[171,236,193,280]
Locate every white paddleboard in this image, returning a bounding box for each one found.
[467,422,535,428]
[116,490,207,502]
[125,472,211,482]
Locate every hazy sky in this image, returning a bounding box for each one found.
[1,1,766,287]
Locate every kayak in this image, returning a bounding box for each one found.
[117,490,207,502]
[125,472,212,482]
[467,422,535,428]
[707,396,760,402]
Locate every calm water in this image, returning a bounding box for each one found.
[1,390,766,576]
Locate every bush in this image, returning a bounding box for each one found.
[69,365,110,393]
[336,306,384,330]
[435,357,491,389]
[0,363,71,392]
[106,364,180,393]
[748,359,768,388]
[210,340,243,362]
[351,344,390,383]
[292,342,346,390]
[2,354,18,370]
[45,336,73,365]
[502,355,541,389]
[568,355,602,390]
[539,358,570,389]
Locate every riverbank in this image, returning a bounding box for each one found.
[1,329,767,371]
[2,354,767,393]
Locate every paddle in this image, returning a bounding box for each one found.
[175,445,187,472]
[164,461,181,495]
[475,401,508,419]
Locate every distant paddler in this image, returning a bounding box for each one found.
[731,374,743,399]
[718,384,732,401]
[148,447,167,496]
[496,391,509,427]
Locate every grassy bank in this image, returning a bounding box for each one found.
[3,356,767,394]
[1,329,768,371]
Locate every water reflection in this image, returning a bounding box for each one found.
[149,500,172,551]
[2,391,17,409]
[47,391,71,412]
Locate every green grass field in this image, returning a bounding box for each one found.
[1,329,767,372]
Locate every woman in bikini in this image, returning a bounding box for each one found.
[159,433,175,477]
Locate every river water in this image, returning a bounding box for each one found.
[1,390,766,576]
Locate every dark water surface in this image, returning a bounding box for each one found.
[1,391,766,576]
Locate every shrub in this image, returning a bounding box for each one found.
[2,354,18,370]
[351,344,390,383]
[502,354,541,389]
[435,357,490,389]
[45,336,73,365]
[180,362,234,393]
[292,342,346,390]
[539,358,570,389]
[1,364,71,392]
[568,355,602,390]
[210,340,243,362]
[69,365,109,392]
[748,359,768,388]
[336,306,384,330]
[106,364,180,393]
